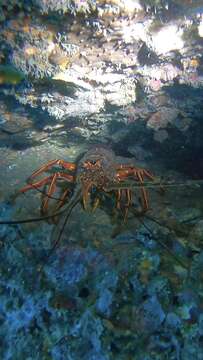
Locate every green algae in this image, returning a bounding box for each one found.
[0,65,25,85]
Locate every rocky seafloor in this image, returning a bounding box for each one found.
[0,1,203,359]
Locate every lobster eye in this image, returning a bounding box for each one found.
[83,159,100,169]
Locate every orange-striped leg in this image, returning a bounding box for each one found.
[54,188,71,212]
[116,189,122,210]
[82,182,93,210]
[135,171,149,211]
[116,166,154,182]
[20,172,74,214]
[116,188,132,221]
[20,175,56,193]
[27,159,76,181]
[116,166,155,212]
[44,186,71,223]
[122,188,132,221]
[133,169,154,211]
[39,172,74,214]
[92,197,100,212]
[20,173,74,194]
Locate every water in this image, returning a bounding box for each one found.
[0,1,203,359]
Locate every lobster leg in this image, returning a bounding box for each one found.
[116,166,154,181]
[91,194,101,212]
[40,172,74,214]
[41,173,58,214]
[20,159,75,214]
[41,174,72,214]
[82,182,93,210]
[135,171,149,211]
[116,188,132,221]
[133,169,155,211]
[116,189,122,209]
[21,172,74,214]
[116,166,155,212]
[54,188,71,212]
[20,173,74,193]
[27,159,76,181]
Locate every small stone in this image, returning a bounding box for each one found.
[191,220,203,244]
[137,295,165,334]
[153,129,168,143]
[147,107,179,130]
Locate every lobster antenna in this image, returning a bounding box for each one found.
[136,214,189,271]
[24,178,69,201]
[36,189,81,274]
[0,190,81,225]
[18,178,203,205]
[107,179,203,191]
[0,178,202,225]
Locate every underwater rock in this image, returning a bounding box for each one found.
[140,63,182,84]
[151,24,184,55]
[165,312,182,331]
[96,288,113,317]
[198,313,203,336]
[127,144,153,161]
[153,129,169,143]
[35,0,96,15]
[190,220,203,244]
[103,77,136,107]
[136,295,165,334]
[13,82,105,120]
[147,276,172,306]
[198,17,203,37]
[190,251,203,283]
[70,309,104,354]
[0,0,32,23]
[135,228,157,250]
[147,107,179,130]
[181,324,203,360]
[51,341,71,360]
[129,274,145,306]
[45,247,88,291]
[177,288,200,322]
[0,0,202,148]
[13,66,137,119]
[0,20,80,80]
